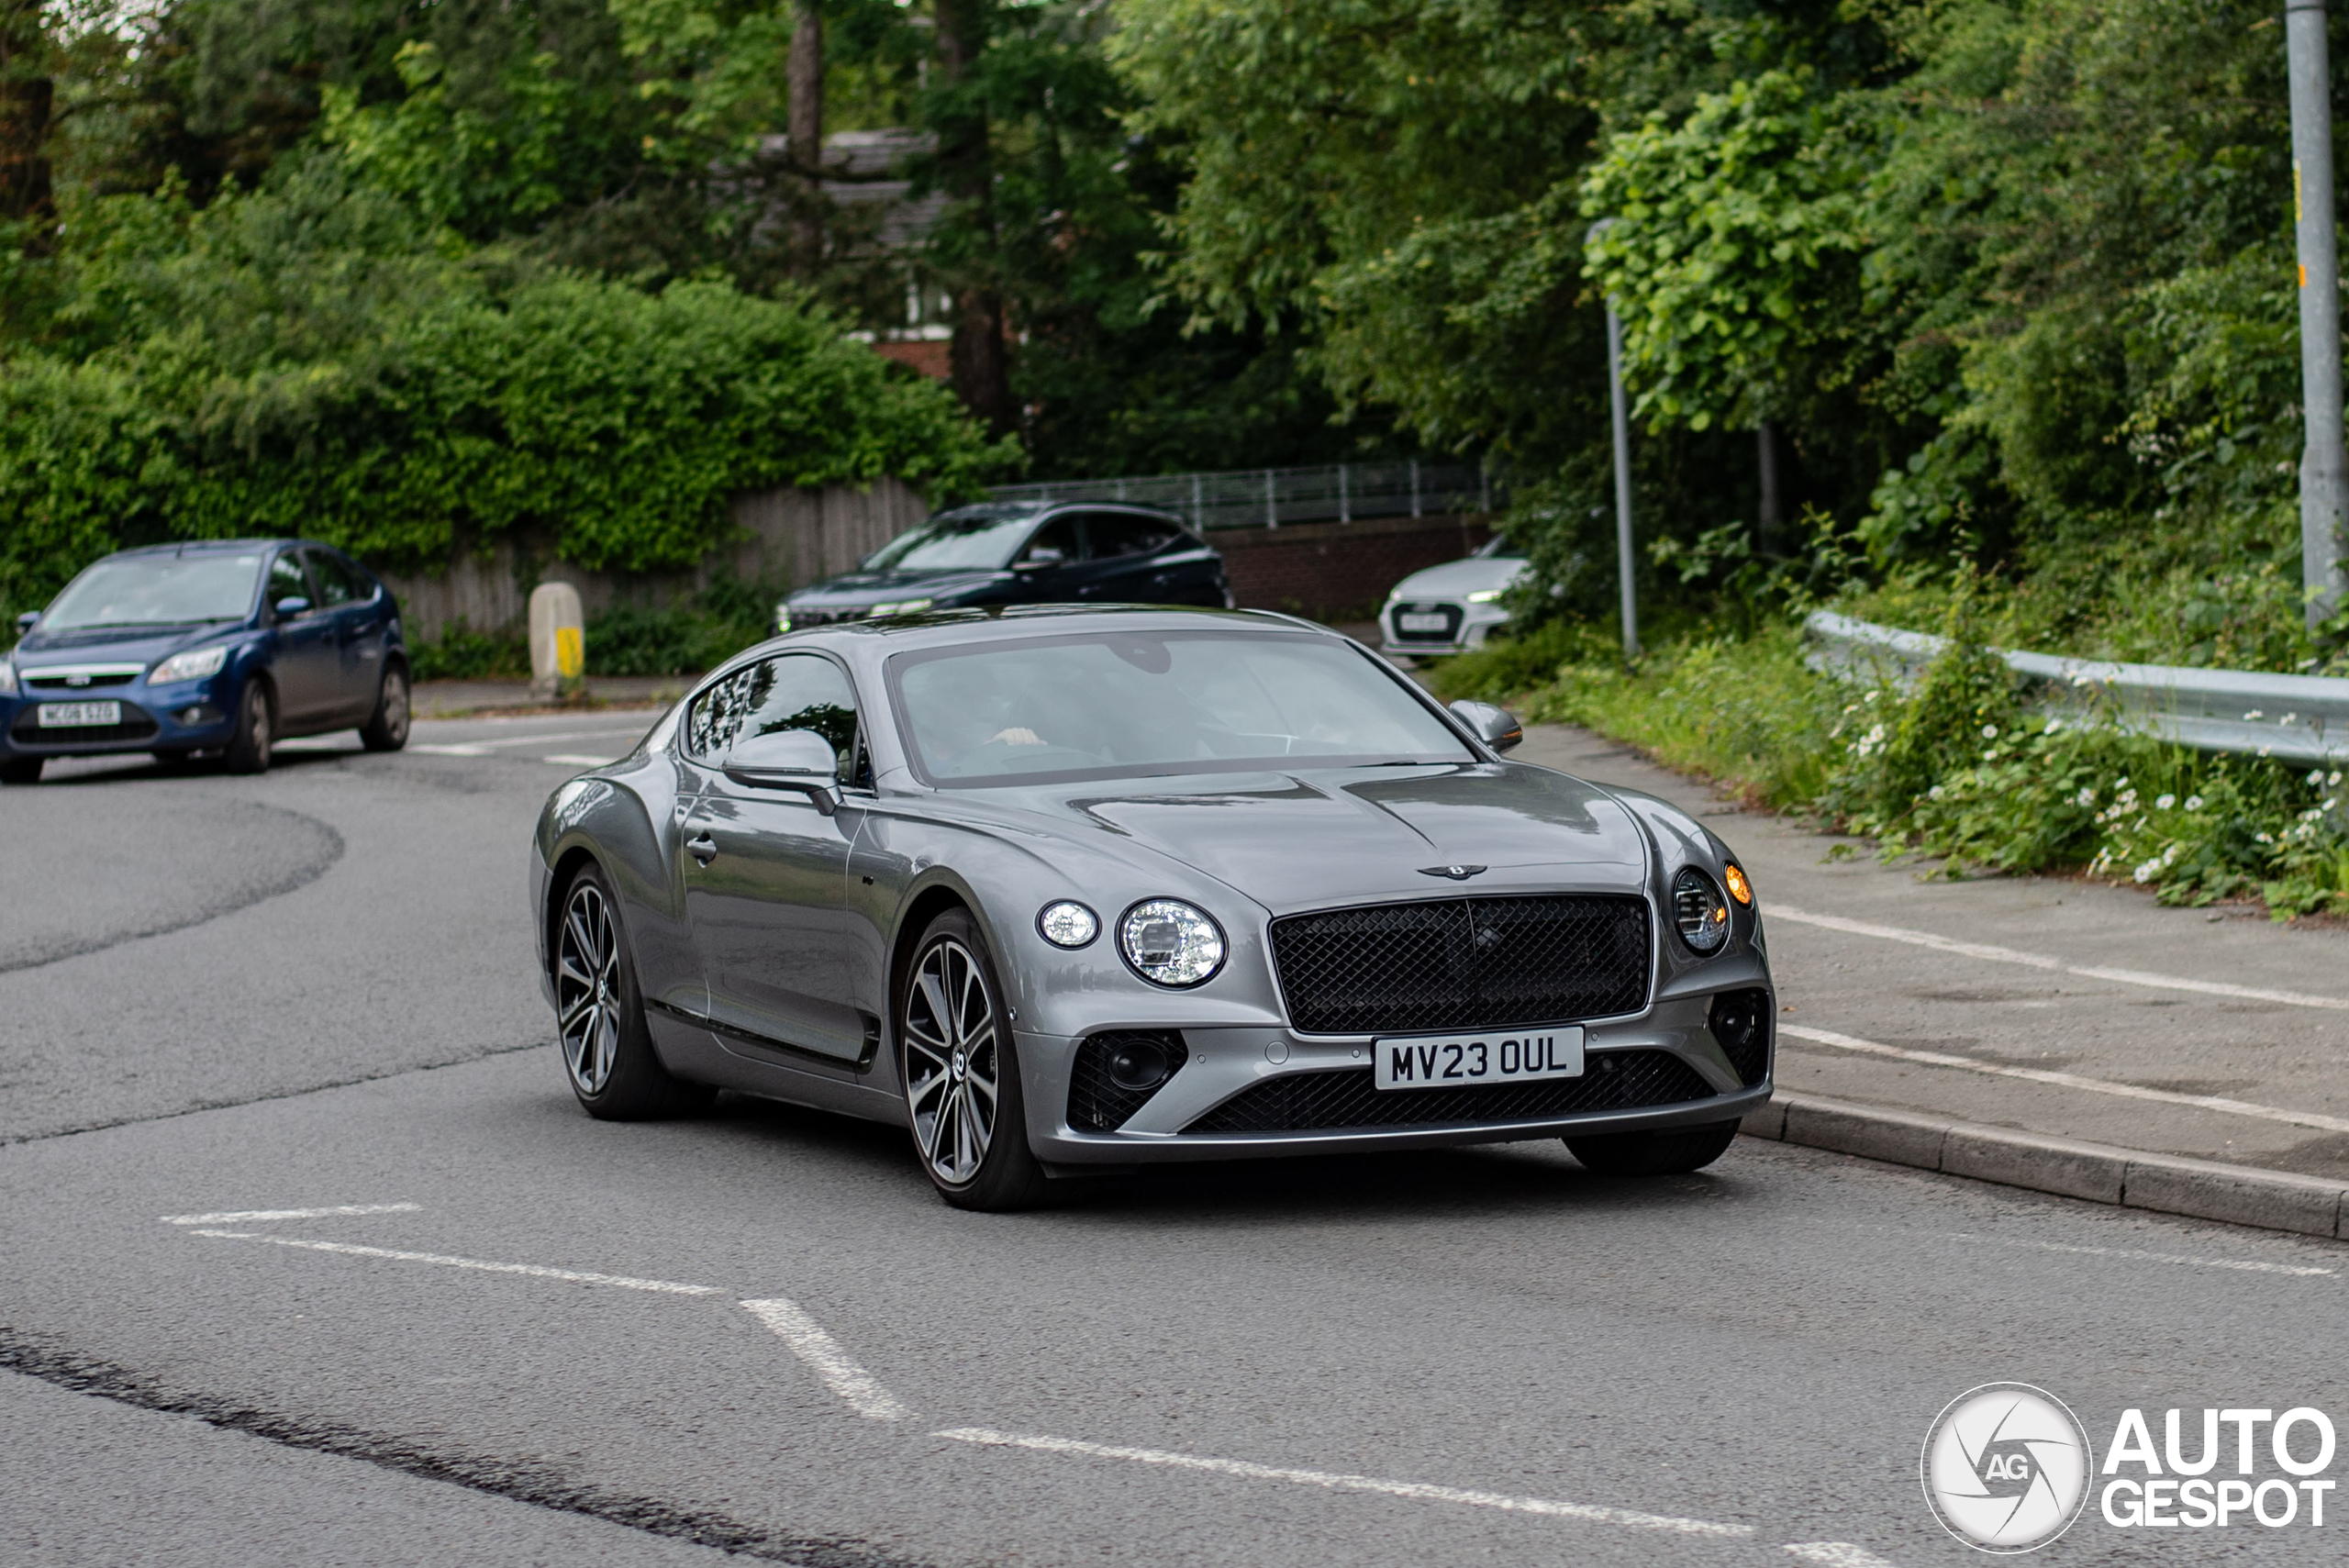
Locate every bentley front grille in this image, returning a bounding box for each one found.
[1269,894,1652,1036]
[1183,1049,1715,1134]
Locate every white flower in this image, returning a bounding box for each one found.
[2162,842,2179,866]
[2155,794,2176,810]
[1929,784,1945,799]
[2258,746,2272,758]
[1983,749,1999,762]
[1981,724,1998,740]
[2330,772,2343,787]
[2075,787,2097,807]
[1864,689,1880,705]
[2243,709,2265,721]
[2184,795,2203,810]
[2282,713,2299,727]
[2311,769,2328,785]
[2044,718,2063,735]
[2133,860,2160,884]
[2115,776,2130,791]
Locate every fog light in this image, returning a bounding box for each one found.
[1708,989,1771,1085]
[1106,1037,1174,1093]
[176,705,221,725]
[1037,901,1099,948]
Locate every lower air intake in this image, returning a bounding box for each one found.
[1183,1050,1716,1134]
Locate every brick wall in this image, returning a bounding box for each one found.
[1213,512,1492,620]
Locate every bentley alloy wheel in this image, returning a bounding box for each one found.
[552,864,711,1120]
[558,879,621,1096]
[899,909,1046,1209]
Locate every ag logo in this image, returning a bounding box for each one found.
[1921,1383,2094,1552]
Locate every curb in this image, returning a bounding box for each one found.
[1740,1093,2349,1240]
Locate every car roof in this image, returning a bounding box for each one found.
[104,539,328,560]
[788,603,1329,653]
[927,499,1191,528]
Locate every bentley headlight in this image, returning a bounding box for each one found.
[1038,901,1099,948]
[1119,899,1225,987]
[152,645,229,683]
[1673,867,1731,954]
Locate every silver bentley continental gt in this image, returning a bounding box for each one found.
[529,606,1774,1209]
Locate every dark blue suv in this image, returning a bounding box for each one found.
[1,539,409,784]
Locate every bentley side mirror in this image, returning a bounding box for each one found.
[1449,699,1523,753]
[722,728,844,814]
[274,595,311,618]
[15,611,37,634]
[1015,547,1066,571]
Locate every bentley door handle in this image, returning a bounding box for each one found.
[685,833,718,865]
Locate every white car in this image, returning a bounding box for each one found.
[1378,538,1530,659]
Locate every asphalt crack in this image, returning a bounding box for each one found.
[0,1329,938,1568]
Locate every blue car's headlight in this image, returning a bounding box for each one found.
[152,645,229,683]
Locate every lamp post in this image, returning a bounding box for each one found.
[2288,0,2346,627]
[1589,219,1640,660]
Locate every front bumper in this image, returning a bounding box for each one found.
[0,678,238,758]
[1379,596,1511,659]
[1019,995,1771,1165]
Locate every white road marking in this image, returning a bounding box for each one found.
[541,753,617,766]
[1784,1544,1899,1568]
[1771,906,2349,1011]
[931,1427,1753,1537]
[410,743,488,755]
[1952,1232,2335,1278]
[740,1298,911,1420]
[1780,1022,2349,1136]
[162,1203,421,1226]
[188,1229,720,1295]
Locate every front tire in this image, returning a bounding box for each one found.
[554,864,712,1120]
[360,662,410,751]
[897,908,1046,1211]
[221,680,273,774]
[1565,1119,1741,1176]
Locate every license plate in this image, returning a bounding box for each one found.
[1397,612,1451,632]
[1374,1026,1585,1091]
[38,701,120,728]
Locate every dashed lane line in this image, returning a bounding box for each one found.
[163,1202,421,1226]
[930,1427,1755,1538]
[169,1215,1897,1554]
[542,753,619,766]
[1770,906,2349,1012]
[740,1298,911,1420]
[186,1229,721,1296]
[1779,1022,2349,1137]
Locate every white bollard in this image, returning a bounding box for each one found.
[529,582,584,701]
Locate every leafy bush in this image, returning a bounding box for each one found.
[0,162,1015,616]
[407,620,529,682]
[584,576,779,677]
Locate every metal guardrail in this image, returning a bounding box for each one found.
[989,462,1498,532]
[1805,610,2349,765]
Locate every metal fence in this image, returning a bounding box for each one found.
[1806,610,2349,765]
[988,461,1499,532]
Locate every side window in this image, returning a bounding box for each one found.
[266,553,313,612]
[685,654,859,774]
[1087,514,1184,560]
[1017,515,1083,566]
[304,550,355,607]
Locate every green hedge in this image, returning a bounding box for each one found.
[0,171,1013,613]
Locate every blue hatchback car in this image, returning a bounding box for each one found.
[1,539,410,784]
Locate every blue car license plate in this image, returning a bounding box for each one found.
[38,701,120,728]
[1374,1026,1586,1091]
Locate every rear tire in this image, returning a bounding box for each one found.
[1565,1119,1740,1176]
[555,863,712,1120]
[221,680,273,774]
[897,907,1048,1211]
[360,663,410,751]
[0,757,41,784]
